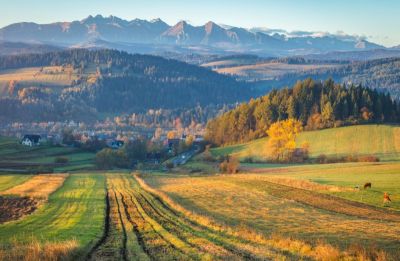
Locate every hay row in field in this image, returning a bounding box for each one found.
[1,174,68,199]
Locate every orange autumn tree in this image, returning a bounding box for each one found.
[266,119,302,161]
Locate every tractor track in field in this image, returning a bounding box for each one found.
[133,178,289,261]
[133,189,267,260]
[119,193,151,259]
[113,190,129,261]
[133,191,202,251]
[128,176,267,260]
[125,192,189,259]
[91,174,305,260]
[88,187,129,261]
[86,191,110,260]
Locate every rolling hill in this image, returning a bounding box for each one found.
[210,56,400,99]
[211,125,400,162]
[0,49,254,122]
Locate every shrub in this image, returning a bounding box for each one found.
[357,155,380,162]
[202,145,215,162]
[316,154,328,164]
[54,157,69,164]
[95,148,129,169]
[32,165,54,174]
[227,157,240,174]
[220,156,240,174]
[165,162,174,170]
[315,154,379,164]
[243,157,254,163]
[219,160,228,173]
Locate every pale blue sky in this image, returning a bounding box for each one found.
[1,0,399,47]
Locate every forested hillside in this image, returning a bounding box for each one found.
[256,58,400,99]
[0,49,253,122]
[206,78,400,145]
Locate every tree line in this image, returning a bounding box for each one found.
[206,78,400,146]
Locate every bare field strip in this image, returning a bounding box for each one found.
[1,174,68,199]
[0,196,39,224]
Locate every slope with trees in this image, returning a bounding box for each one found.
[0,49,254,122]
[206,78,400,145]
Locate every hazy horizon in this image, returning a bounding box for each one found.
[1,0,399,47]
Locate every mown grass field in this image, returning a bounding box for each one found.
[0,174,106,258]
[142,168,400,258]
[1,169,399,259]
[212,125,400,162]
[0,66,77,96]
[211,61,338,80]
[241,162,400,210]
[0,64,105,97]
[91,173,370,260]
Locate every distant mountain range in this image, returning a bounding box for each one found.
[0,15,386,56]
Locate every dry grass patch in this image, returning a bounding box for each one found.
[0,238,78,261]
[136,173,386,260]
[1,174,68,199]
[214,62,338,79]
[140,172,400,258]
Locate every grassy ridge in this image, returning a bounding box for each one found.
[0,174,106,256]
[212,125,400,161]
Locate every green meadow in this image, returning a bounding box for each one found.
[212,125,400,162]
[0,174,106,256]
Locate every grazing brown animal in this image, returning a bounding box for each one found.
[384,192,392,203]
[364,182,372,189]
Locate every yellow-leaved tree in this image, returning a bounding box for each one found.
[266,119,302,161]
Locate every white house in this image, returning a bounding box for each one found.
[21,135,41,147]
